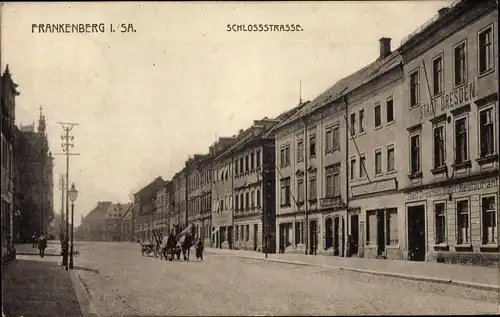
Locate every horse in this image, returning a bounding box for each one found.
[181,233,193,261]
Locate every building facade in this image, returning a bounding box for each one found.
[186,154,212,246]
[1,65,18,262]
[400,0,499,265]
[211,137,237,249]
[171,169,187,236]
[231,119,278,253]
[119,204,134,242]
[154,181,169,235]
[103,203,131,241]
[77,201,111,241]
[132,177,165,242]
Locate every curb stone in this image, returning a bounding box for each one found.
[70,270,99,317]
[206,250,500,293]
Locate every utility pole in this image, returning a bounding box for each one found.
[58,174,66,242]
[55,122,79,270]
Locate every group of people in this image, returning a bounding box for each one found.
[31,233,48,258]
[161,231,204,261]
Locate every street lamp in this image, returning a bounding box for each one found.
[68,183,78,269]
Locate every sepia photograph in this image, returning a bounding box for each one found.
[0,1,499,316]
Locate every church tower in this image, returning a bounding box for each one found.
[38,106,46,135]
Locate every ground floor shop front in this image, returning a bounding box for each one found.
[404,175,499,266]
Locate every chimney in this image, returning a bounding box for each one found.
[438,7,449,16]
[379,37,391,59]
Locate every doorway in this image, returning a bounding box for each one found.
[253,224,258,251]
[407,205,426,261]
[228,226,233,249]
[309,220,317,255]
[350,215,359,256]
[326,218,333,251]
[376,211,386,256]
[332,217,339,255]
[279,223,285,253]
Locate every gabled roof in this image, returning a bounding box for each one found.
[105,202,132,219]
[81,201,111,226]
[273,52,402,132]
[134,177,165,201]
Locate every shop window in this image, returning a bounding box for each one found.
[295,221,304,245]
[456,199,469,245]
[481,195,496,245]
[434,202,446,244]
[385,209,398,245]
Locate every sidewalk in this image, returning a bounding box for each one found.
[205,248,500,292]
[15,242,79,257]
[2,259,84,317]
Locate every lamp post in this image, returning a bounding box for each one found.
[68,183,78,269]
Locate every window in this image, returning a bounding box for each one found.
[350,113,356,136]
[454,41,467,86]
[479,108,495,157]
[245,155,249,172]
[220,199,224,212]
[297,139,304,162]
[410,134,420,174]
[251,190,255,208]
[332,126,339,150]
[256,189,261,207]
[256,150,261,168]
[432,55,444,96]
[246,225,250,241]
[385,209,398,245]
[234,161,239,177]
[482,196,497,244]
[309,135,316,157]
[479,26,493,74]
[239,157,244,174]
[435,202,446,244]
[433,124,445,168]
[326,164,340,197]
[280,146,290,166]
[250,152,255,170]
[374,103,382,127]
[234,194,239,211]
[456,199,469,244]
[309,176,317,200]
[386,98,394,123]
[245,192,249,209]
[239,193,244,210]
[409,69,420,107]
[297,179,304,202]
[325,172,333,197]
[295,222,303,245]
[359,109,365,133]
[359,155,366,179]
[350,157,356,180]
[325,129,332,153]
[375,149,382,175]
[240,225,244,241]
[387,145,395,172]
[454,117,468,163]
[280,178,291,206]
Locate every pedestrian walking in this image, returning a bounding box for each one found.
[38,234,47,258]
[61,237,69,265]
[31,233,37,248]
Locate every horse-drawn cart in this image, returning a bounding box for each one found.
[163,244,182,261]
[140,242,155,257]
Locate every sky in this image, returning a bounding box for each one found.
[1,1,451,226]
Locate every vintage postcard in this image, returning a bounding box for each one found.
[1,1,499,316]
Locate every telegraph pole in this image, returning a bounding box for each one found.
[58,174,66,242]
[55,122,79,270]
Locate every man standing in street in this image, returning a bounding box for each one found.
[31,233,37,248]
[38,234,47,258]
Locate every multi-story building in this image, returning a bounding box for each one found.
[77,201,111,241]
[132,177,165,242]
[345,39,405,260]
[230,118,278,253]
[13,110,54,242]
[171,169,187,236]
[272,37,407,257]
[1,65,18,262]
[210,136,237,248]
[186,154,212,246]
[164,180,174,236]
[154,181,169,235]
[119,203,134,242]
[103,203,132,241]
[399,0,499,265]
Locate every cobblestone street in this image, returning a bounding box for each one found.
[73,242,499,316]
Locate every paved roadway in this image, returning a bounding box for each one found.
[74,242,499,316]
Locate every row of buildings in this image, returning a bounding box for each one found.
[80,0,499,266]
[1,65,55,262]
